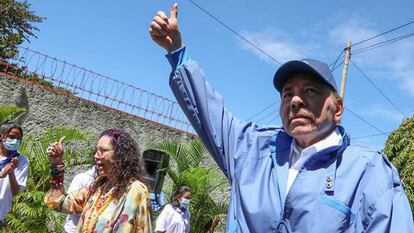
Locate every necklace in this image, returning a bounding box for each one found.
[83,189,114,233]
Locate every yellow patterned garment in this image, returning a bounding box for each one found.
[44,180,152,233]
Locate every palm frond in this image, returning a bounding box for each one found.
[148,139,229,233]
[148,139,206,172]
[38,126,89,144]
[0,105,27,122]
[4,213,28,232]
[165,168,179,185]
[6,125,91,232]
[188,139,205,167]
[149,140,189,172]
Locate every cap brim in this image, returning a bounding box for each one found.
[273,60,329,92]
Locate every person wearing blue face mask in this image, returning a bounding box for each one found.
[155,186,192,233]
[0,121,29,226]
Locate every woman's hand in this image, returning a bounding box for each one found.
[47,137,65,164]
[0,157,19,178]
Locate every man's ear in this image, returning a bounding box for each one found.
[335,96,344,123]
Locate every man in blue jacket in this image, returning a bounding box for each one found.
[150,4,414,232]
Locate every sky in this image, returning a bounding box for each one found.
[21,0,414,150]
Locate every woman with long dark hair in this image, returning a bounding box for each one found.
[45,128,152,232]
[155,186,192,233]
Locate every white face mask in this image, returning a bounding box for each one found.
[3,138,21,151]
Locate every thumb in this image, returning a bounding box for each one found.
[170,3,178,20]
[58,136,65,146]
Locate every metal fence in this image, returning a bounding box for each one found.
[0,47,193,133]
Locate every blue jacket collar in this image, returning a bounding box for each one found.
[275,125,350,166]
[277,125,350,152]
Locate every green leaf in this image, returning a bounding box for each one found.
[3,118,91,232]
[0,105,26,122]
[148,139,228,233]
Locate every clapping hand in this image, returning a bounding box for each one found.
[0,157,19,178]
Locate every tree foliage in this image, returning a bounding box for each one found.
[0,0,43,60]
[149,139,228,233]
[384,116,414,214]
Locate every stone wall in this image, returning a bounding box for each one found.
[0,73,195,146]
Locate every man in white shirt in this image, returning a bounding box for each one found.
[62,167,96,233]
[0,121,29,227]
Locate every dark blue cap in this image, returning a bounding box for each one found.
[273,58,338,92]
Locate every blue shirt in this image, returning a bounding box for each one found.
[166,47,414,232]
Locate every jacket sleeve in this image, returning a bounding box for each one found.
[362,155,414,232]
[365,185,414,232]
[169,59,256,183]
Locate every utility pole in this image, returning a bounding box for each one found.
[339,42,352,99]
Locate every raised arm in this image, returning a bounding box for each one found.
[44,137,89,214]
[45,137,66,202]
[149,3,183,53]
[149,4,267,182]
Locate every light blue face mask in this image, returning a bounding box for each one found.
[179,198,191,210]
[3,138,21,151]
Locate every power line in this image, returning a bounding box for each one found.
[344,107,386,134]
[256,109,279,124]
[350,61,408,118]
[351,132,392,140]
[187,0,282,65]
[186,0,404,133]
[266,115,280,125]
[247,100,279,121]
[331,59,344,73]
[331,20,414,71]
[330,49,344,71]
[353,31,414,55]
[353,20,414,47]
